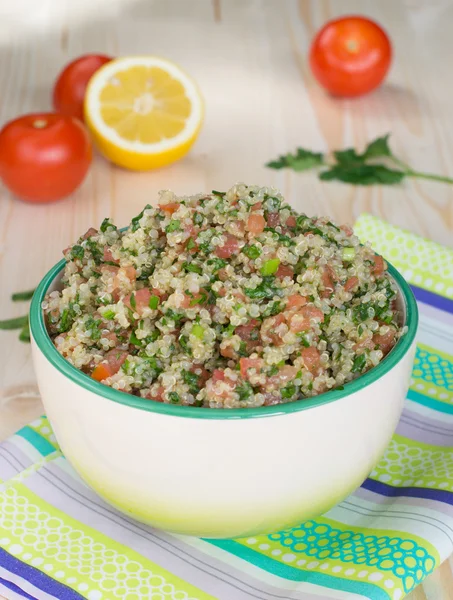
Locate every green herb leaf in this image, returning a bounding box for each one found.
[103,309,116,320]
[266,148,325,172]
[149,295,159,310]
[183,262,202,274]
[244,277,279,300]
[320,164,405,186]
[352,353,367,373]
[168,392,180,404]
[131,205,151,232]
[207,257,227,271]
[186,237,196,250]
[100,217,117,233]
[19,321,30,342]
[333,148,364,165]
[363,134,392,160]
[182,369,199,393]
[237,381,253,401]
[179,334,192,355]
[12,289,35,302]
[129,330,142,347]
[86,239,103,265]
[212,190,225,197]
[262,301,282,318]
[242,244,261,259]
[130,293,136,310]
[281,383,297,399]
[0,315,29,330]
[70,245,85,261]
[166,219,181,233]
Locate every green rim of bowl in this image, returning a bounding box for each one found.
[30,258,418,420]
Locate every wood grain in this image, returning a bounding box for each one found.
[0,1,452,598]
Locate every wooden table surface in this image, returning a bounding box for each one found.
[0,0,453,598]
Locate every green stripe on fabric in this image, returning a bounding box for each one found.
[211,515,438,598]
[371,432,453,492]
[411,344,453,407]
[0,482,215,600]
[16,426,56,457]
[29,416,59,450]
[354,213,453,299]
[209,539,391,600]
[407,389,453,414]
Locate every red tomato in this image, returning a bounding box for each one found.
[53,54,112,121]
[309,16,392,97]
[0,113,92,203]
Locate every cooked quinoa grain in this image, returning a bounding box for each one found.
[44,184,403,408]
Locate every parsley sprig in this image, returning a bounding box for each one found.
[266,134,453,186]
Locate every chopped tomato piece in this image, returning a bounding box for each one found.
[144,386,165,402]
[373,327,396,354]
[212,369,226,383]
[340,224,353,236]
[269,365,297,388]
[236,319,261,353]
[92,349,128,381]
[266,212,280,227]
[103,246,118,264]
[122,266,136,281]
[191,365,210,385]
[236,319,261,341]
[124,288,152,314]
[371,255,385,277]
[101,264,119,275]
[247,213,266,235]
[276,264,294,279]
[82,227,98,240]
[215,234,240,258]
[206,369,236,400]
[286,215,297,227]
[220,343,236,359]
[301,346,322,374]
[91,363,112,382]
[286,294,307,310]
[288,305,324,333]
[344,276,359,292]
[261,313,287,345]
[321,266,336,298]
[180,290,208,308]
[251,201,263,211]
[159,202,180,214]
[240,357,264,379]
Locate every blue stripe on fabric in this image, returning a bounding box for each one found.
[410,285,453,315]
[208,539,391,600]
[363,478,453,505]
[15,427,56,457]
[0,548,84,600]
[407,389,453,414]
[0,576,37,599]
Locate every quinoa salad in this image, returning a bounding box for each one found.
[43,184,404,408]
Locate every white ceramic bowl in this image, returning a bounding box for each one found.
[30,259,418,538]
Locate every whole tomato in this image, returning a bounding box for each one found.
[0,113,92,203]
[53,54,112,122]
[309,16,392,97]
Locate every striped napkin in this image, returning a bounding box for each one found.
[1,213,453,600]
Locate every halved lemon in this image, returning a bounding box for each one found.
[84,56,203,170]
